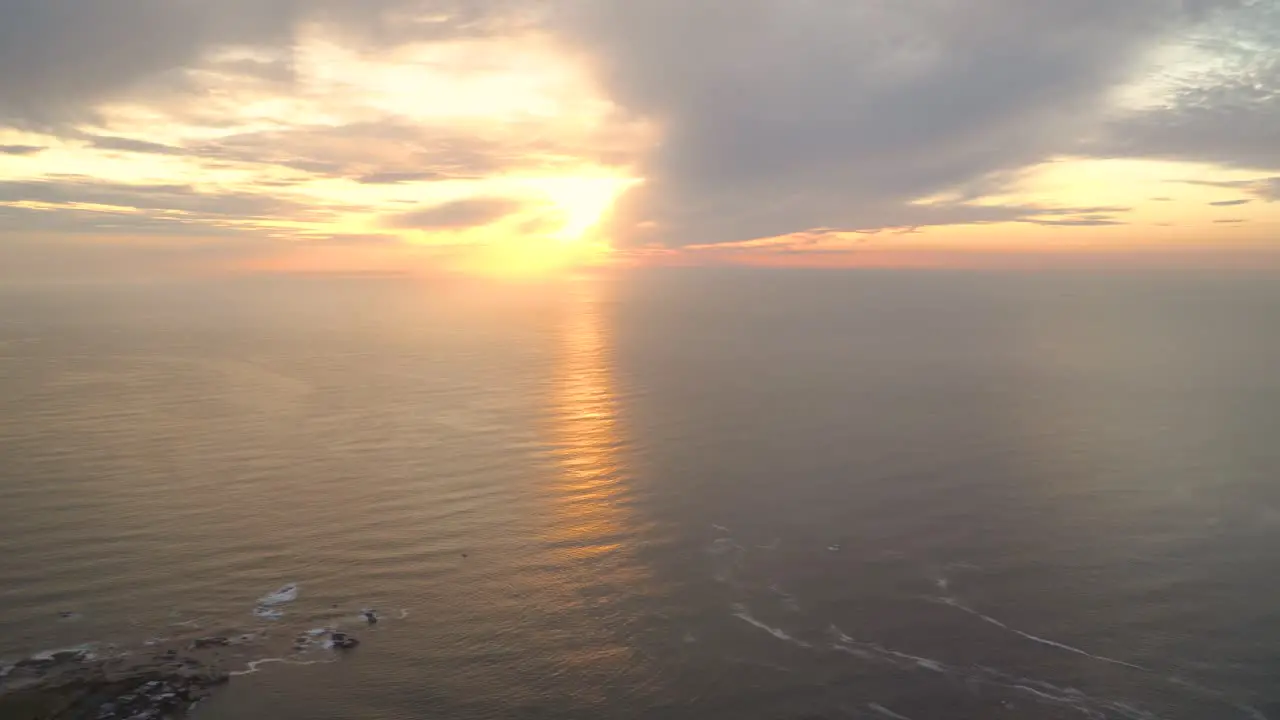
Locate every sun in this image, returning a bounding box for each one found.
[529,175,641,243]
[440,173,637,278]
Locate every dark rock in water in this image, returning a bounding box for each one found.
[363,610,378,624]
[0,652,229,720]
[330,632,360,649]
[188,637,229,650]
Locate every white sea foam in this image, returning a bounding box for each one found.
[29,644,96,662]
[730,604,812,648]
[828,629,1163,720]
[257,583,299,607]
[252,582,299,620]
[827,624,855,644]
[868,703,915,720]
[938,597,1148,671]
[229,656,336,677]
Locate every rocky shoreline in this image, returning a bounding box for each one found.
[0,625,367,719]
[1,585,386,719]
[0,647,228,720]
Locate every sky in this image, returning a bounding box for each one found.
[0,0,1278,280]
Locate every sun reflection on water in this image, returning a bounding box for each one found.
[544,278,635,563]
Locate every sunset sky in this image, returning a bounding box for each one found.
[1,0,1278,279]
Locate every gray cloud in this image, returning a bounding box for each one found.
[1214,218,1248,223]
[82,121,553,181]
[0,144,45,155]
[0,0,527,125]
[1254,177,1280,200]
[0,178,363,239]
[1023,217,1128,227]
[388,198,524,230]
[551,0,1234,246]
[0,179,311,219]
[1209,198,1253,206]
[1179,176,1280,201]
[1096,2,1280,169]
[356,171,451,185]
[83,134,184,155]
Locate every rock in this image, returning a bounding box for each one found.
[0,650,231,720]
[330,632,360,649]
[189,637,230,650]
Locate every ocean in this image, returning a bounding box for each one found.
[1,269,1278,719]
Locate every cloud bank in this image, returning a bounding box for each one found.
[0,0,1276,275]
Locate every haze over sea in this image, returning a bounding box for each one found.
[2,269,1278,720]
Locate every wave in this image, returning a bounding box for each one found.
[730,604,812,649]
[868,703,914,720]
[936,597,1148,672]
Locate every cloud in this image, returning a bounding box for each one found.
[0,178,345,237]
[82,120,588,182]
[0,0,529,125]
[387,197,524,230]
[356,171,451,185]
[550,0,1233,246]
[1179,176,1280,201]
[0,204,243,236]
[1,0,1272,261]
[1254,177,1280,200]
[1209,198,1252,206]
[0,144,45,155]
[1023,217,1128,227]
[83,134,184,155]
[1214,218,1248,223]
[1096,2,1280,169]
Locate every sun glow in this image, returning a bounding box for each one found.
[0,18,653,280]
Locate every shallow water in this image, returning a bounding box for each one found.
[2,270,1278,719]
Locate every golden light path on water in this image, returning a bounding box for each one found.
[535,278,664,703]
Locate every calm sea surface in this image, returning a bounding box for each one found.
[1,270,1278,719]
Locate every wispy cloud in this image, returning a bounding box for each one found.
[0,144,45,156]
[388,197,525,230]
